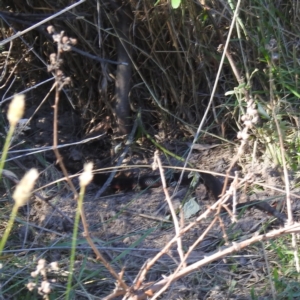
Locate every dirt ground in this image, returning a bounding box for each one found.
[9,110,298,299]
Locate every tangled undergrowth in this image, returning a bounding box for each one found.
[1,0,300,299]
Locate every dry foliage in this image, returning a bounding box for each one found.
[1,0,300,299]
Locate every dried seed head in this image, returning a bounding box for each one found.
[69,38,77,45]
[79,162,93,187]
[39,280,51,294]
[7,94,25,127]
[47,25,55,35]
[27,282,36,291]
[13,169,39,207]
[49,53,57,64]
[61,36,69,44]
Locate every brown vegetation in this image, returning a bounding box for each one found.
[1,0,300,299]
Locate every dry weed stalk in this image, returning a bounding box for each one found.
[47,26,75,197]
[112,0,300,298]
[0,1,86,47]
[267,40,299,272]
[118,165,300,299]
[153,151,185,264]
[47,26,128,292]
[126,222,300,300]
[1,1,299,298]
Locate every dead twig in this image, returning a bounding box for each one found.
[127,222,300,300]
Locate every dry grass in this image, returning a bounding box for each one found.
[1,0,300,299]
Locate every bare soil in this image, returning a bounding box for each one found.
[12,124,297,299]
